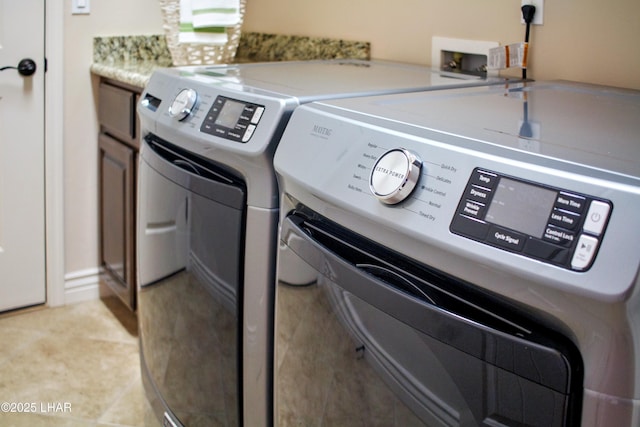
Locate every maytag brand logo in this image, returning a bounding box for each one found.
[311,124,333,139]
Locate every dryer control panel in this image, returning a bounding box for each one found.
[200,95,265,143]
[450,168,612,271]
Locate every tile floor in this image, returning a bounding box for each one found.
[0,297,161,427]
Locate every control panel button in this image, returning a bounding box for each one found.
[543,225,576,247]
[466,185,492,204]
[370,148,422,205]
[555,192,587,214]
[487,225,526,251]
[471,170,498,189]
[461,200,487,219]
[242,124,256,142]
[251,106,265,124]
[548,208,580,230]
[583,200,611,236]
[571,234,600,271]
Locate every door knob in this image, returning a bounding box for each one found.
[0,58,37,76]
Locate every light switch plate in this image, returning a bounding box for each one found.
[71,0,90,15]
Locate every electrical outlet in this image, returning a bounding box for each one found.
[521,0,543,25]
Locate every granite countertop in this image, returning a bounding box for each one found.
[90,35,174,88]
[91,33,371,88]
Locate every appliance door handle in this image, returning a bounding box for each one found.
[141,134,245,209]
[146,135,234,184]
[281,214,490,332]
[355,263,437,306]
[282,212,527,336]
[280,212,576,394]
[281,214,462,338]
[172,159,200,175]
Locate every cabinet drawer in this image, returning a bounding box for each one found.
[99,82,136,142]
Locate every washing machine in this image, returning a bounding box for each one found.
[135,59,517,427]
[273,81,640,426]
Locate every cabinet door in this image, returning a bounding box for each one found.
[99,82,137,145]
[99,133,136,309]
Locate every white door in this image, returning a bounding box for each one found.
[0,0,46,311]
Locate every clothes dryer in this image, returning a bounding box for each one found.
[273,81,640,426]
[135,59,515,427]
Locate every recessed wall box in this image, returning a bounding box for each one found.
[432,37,499,77]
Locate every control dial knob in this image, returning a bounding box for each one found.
[370,148,422,204]
[169,88,198,121]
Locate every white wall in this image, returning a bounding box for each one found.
[243,0,640,89]
[63,0,639,295]
[63,0,163,282]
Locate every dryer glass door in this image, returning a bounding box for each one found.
[275,208,583,427]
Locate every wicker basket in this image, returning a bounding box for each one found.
[159,0,246,66]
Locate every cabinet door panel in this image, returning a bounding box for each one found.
[99,133,136,309]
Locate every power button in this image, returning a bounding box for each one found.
[583,201,611,235]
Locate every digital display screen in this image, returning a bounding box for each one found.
[215,99,245,129]
[485,178,557,238]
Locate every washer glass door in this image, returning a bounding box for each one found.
[138,135,246,426]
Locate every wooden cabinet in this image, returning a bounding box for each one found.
[98,80,140,311]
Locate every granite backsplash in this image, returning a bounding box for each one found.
[91,33,370,88]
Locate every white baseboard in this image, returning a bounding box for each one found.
[63,268,101,305]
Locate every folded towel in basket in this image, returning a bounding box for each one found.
[179,0,238,45]
[192,0,240,28]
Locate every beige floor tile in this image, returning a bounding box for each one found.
[0,298,151,427]
[0,297,137,345]
[0,335,139,418]
[98,372,147,426]
[0,412,95,427]
[0,325,45,364]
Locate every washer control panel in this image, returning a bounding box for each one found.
[450,168,612,271]
[200,95,265,143]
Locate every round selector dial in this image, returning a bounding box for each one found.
[370,148,422,204]
[169,88,198,121]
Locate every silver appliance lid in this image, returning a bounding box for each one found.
[164,59,512,102]
[312,81,640,180]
